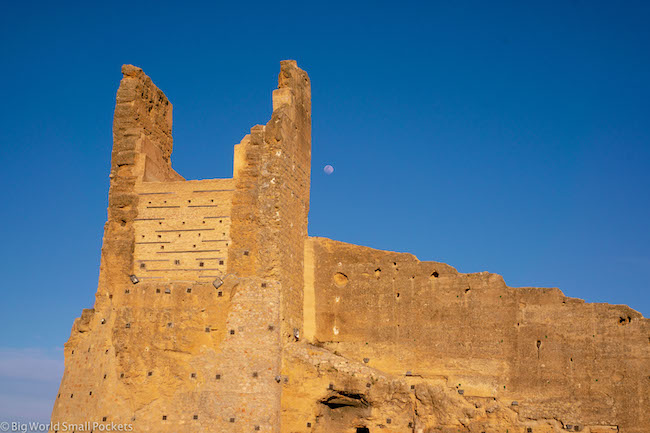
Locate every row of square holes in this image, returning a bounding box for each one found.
[142,231,227,239]
[146,199,218,204]
[121,322,275,333]
[157,243,227,250]
[140,259,225,268]
[150,219,226,225]
[123,281,267,296]
[59,370,272,399]
[122,287,224,296]
[54,414,241,424]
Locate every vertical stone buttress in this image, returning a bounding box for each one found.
[228,60,311,430]
[229,60,311,342]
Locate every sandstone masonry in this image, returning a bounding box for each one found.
[50,61,649,433]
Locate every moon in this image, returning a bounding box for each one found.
[323,165,334,175]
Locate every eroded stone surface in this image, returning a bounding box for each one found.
[50,62,649,433]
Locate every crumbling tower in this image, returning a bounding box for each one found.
[50,60,311,432]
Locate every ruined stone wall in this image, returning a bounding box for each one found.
[51,62,313,433]
[292,237,650,433]
[50,62,649,433]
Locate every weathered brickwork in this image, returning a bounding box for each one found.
[51,62,649,433]
[133,178,234,282]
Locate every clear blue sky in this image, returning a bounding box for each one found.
[1,0,649,422]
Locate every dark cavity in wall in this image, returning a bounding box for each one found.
[320,390,369,409]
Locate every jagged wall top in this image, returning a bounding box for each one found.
[113,65,181,183]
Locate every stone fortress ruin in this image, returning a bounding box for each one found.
[50,61,649,433]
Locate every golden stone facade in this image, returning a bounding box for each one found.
[50,61,649,433]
